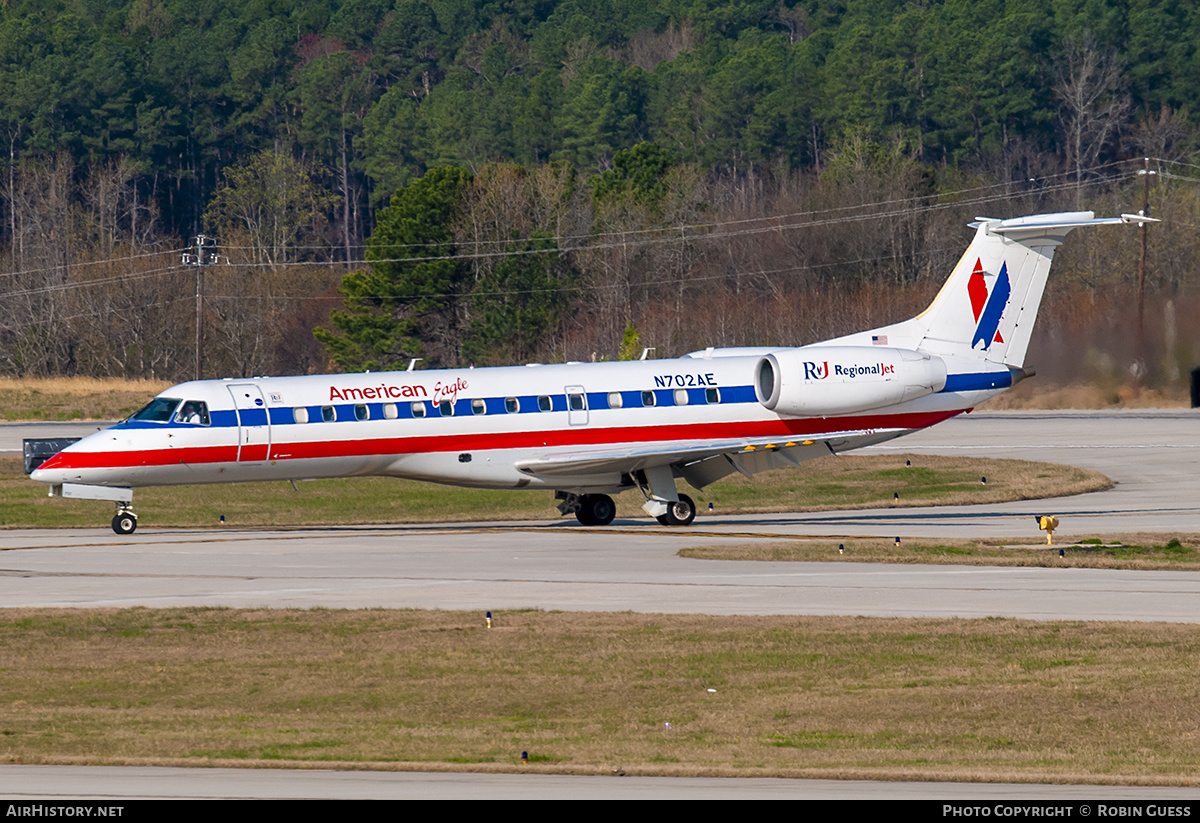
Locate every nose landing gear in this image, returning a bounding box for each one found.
[111,505,138,535]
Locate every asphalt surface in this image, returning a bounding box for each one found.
[2,765,1197,800]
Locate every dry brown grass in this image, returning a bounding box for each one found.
[679,534,1200,570]
[701,453,1111,514]
[3,608,1200,784]
[980,380,1189,410]
[0,376,169,421]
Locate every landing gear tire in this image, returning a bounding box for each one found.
[661,494,696,527]
[111,512,137,535]
[575,494,616,526]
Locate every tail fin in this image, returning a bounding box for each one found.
[871,212,1151,368]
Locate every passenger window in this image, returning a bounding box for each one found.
[175,400,210,425]
[354,404,369,421]
[607,392,623,409]
[383,403,398,419]
[438,400,454,417]
[706,388,720,404]
[537,395,552,412]
[674,389,689,406]
[471,398,486,415]
[568,393,586,411]
[641,391,656,407]
[411,402,426,419]
[322,405,336,422]
[505,397,519,413]
[293,407,309,424]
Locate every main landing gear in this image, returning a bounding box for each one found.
[111,505,138,535]
[577,493,616,526]
[555,470,700,528]
[654,494,696,527]
[633,465,699,527]
[557,492,617,526]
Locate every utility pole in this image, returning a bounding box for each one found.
[183,235,220,381]
[1136,158,1157,380]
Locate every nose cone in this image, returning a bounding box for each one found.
[30,447,74,484]
[28,429,107,485]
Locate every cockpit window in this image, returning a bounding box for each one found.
[175,400,211,426]
[131,397,182,422]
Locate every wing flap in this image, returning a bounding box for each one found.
[513,427,914,484]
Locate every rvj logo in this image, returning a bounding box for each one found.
[967,258,1010,351]
[803,361,895,380]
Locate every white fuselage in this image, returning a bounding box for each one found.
[30,350,1000,495]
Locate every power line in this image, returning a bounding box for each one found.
[215,161,1141,254]
[0,246,187,282]
[0,164,1154,302]
[210,169,1134,269]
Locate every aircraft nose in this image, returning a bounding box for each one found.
[30,459,68,484]
[30,459,71,485]
[28,434,90,484]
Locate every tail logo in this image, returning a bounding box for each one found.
[967,258,1010,351]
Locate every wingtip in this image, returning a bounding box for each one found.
[1119,213,1161,225]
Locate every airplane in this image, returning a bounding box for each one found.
[30,210,1152,535]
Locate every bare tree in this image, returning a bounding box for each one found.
[204,150,338,269]
[1053,35,1131,193]
[1131,107,1190,163]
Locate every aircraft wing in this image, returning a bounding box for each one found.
[514,425,916,488]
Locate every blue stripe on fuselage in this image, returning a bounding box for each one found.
[111,384,760,429]
[941,371,1013,393]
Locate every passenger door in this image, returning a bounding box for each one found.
[227,384,272,462]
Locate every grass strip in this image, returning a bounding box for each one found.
[3,454,1111,530]
[0,377,168,422]
[1,608,1199,784]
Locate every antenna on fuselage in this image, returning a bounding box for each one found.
[639,347,655,361]
[407,358,423,372]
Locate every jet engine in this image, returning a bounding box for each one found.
[755,346,948,417]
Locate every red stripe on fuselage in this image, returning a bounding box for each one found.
[37,444,240,471]
[38,409,964,472]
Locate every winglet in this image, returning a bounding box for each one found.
[1119,213,1160,225]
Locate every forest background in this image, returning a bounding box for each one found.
[0,0,1196,400]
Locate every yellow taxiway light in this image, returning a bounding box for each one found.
[1036,515,1059,545]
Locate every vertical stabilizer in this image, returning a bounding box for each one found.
[901,212,1149,368]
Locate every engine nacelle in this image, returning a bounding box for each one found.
[755,346,948,417]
